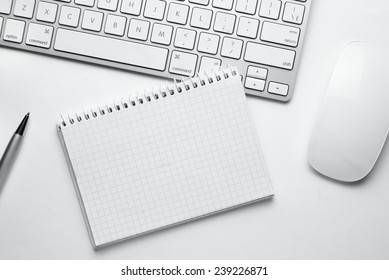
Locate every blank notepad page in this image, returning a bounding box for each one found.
[58,69,274,248]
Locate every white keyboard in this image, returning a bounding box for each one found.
[0,0,311,101]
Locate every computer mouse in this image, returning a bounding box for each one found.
[308,42,389,182]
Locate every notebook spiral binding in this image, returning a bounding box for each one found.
[60,67,238,127]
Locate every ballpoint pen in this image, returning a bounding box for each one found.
[0,113,30,190]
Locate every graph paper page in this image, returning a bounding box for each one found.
[59,70,274,247]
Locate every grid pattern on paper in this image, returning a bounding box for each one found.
[61,73,274,247]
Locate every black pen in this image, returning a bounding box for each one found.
[0,113,30,189]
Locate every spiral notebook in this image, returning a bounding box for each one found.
[57,67,274,248]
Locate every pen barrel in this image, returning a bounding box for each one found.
[0,134,22,188]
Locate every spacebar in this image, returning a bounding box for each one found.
[54,28,168,71]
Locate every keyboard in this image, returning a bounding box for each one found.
[0,0,311,102]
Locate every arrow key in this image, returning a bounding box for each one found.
[268,81,289,96]
[247,66,268,80]
[245,77,265,92]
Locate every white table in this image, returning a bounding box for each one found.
[1,0,388,259]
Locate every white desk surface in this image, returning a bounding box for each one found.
[1,0,388,259]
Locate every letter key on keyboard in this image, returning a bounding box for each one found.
[0,0,312,101]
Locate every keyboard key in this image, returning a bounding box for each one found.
[189,0,209,5]
[128,19,149,41]
[54,28,168,71]
[0,0,311,101]
[36,2,58,23]
[105,14,126,36]
[197,32,219,55]
[0,0,13,15]
[237,16,259,39]
[59,6,81,27]
[144,0,166,20]
[283,2,305,25]
[247,66,268,80]
[169,50,197,76]
[199,56,221,74]
[245,77,265,91]
[97,0,118,11]
[174,27,196,50]
[82,10,103,32]
[245,42,295,70]
[268,81,289,96]
[190,7,212,29]
[167,2,189,25]
[121,0,143,15]
[3,19,25,43]
[235,0,257,15]
[259,0,281,20]
[214,12,236,34]
[14,0,35,19]
[260,21,300,47]
[26,23,53,48]
[213,0,233,10]
[75,0,95,7]
[221,37,243,59]
[151,23,173,45]
[0,17,3,36]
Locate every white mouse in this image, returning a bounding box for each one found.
[308,42,389,182]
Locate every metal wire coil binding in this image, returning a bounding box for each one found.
[60,67,237,127]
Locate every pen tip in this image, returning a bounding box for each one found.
[16,113,30,135]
